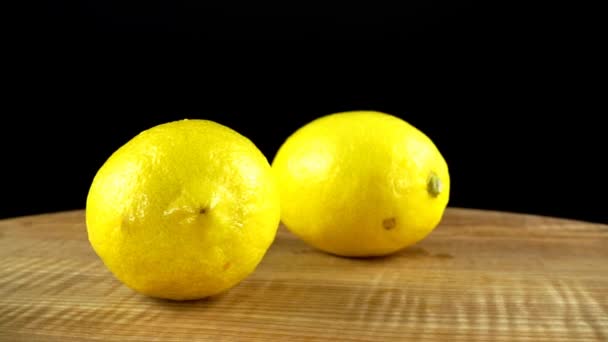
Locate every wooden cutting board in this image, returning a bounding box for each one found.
[1,208,606,341]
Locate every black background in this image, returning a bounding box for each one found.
[3,2,605,223]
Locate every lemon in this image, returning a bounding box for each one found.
[271,111,450,257]
[86,119,280,300]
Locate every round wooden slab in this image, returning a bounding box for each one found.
[1,208,606,341]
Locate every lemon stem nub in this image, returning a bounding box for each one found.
[427,173,442,197]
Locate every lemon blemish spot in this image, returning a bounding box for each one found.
[382,217,396,230]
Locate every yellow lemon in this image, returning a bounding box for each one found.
[86,119,280,300]
[271,111,450,257]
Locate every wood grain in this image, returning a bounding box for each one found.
[1,208,607,341]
